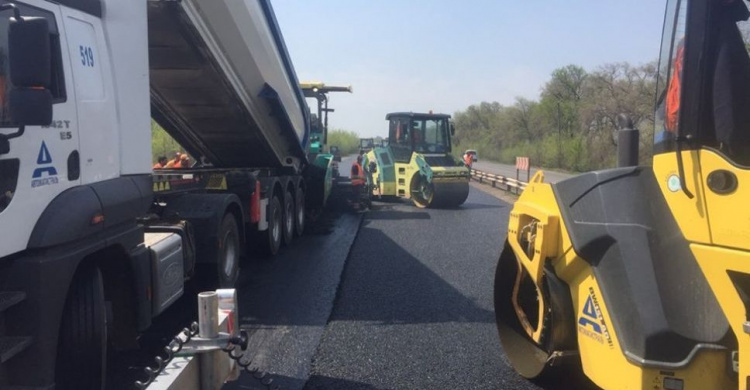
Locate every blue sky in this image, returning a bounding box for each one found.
[273,0,667,137]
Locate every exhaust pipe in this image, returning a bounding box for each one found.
[617,114,639,168]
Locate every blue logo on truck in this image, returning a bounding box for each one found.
[31,141,59,188]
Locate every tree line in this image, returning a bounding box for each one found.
[327,129,360,155]
[453,62,658,172]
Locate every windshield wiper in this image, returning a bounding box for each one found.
[675,133,694,199]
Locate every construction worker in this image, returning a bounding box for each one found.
[463,152,473,170]
[153,156,168,169]
[164,152,181,168]
[174,154,190,168]
[351,155,366,207]
[665,41,685,134]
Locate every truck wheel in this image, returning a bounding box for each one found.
[295,187,305,237]
[216,213,240,287]
[282,190,295,246]
[56,264,107,390]
[261,195,282,256]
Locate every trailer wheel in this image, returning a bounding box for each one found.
[295,186,305,237]
[282,190,295,246]
[216,213,240,287]
[55,264,107,390]
[261,195,282,256]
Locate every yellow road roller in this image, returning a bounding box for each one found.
[365,112,470,208]
[495,0,750,389]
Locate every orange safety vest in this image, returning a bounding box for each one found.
[666,44,684,133]
[463,154,473,167]
[351,162,365,186]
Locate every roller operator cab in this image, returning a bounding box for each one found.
[494,1,750,389]
[365,112,470,208]
[359,137,374,154]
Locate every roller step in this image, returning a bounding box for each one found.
[0,292,25,313]
[0,336,32,363]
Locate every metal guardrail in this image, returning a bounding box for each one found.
[470,168,527,193]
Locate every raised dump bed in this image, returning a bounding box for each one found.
[148,0,310,170]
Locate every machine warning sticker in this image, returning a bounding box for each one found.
[31,141,59,188]
[577,287,614,348]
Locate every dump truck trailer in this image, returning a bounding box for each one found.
[0,0,325,388]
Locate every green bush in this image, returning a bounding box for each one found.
[152,120,182,163]
[327,129,360,156]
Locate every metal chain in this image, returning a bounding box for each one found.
[222,331,280,390]
[134,322,200,389]
[133,324,280,390]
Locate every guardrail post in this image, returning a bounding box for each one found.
[198,291,219,390]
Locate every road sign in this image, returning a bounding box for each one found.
[515,157,529,171]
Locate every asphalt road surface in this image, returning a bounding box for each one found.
[111,155,567,389]
[227,155,549,390]
[177,155,572,390]
[302,187,542,390]
[472,160,572,184]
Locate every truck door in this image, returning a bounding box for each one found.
[0,0,80,258]
[61,6,118,184]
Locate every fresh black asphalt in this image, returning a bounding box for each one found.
[225,155,547,390]
[303,187,542,390]
[111,156,552,390]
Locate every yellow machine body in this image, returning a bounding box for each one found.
[366,112,470,208]
[494,1,750,388]
[500,168,738,389]
[366,149,469,206]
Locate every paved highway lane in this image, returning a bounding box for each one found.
[303,188,542,390]
[472,160,573,184]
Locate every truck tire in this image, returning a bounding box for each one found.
[55,264,107,390]
[216,213,240,287]
[295,186,305,237]
[282,190,295,246]
[260,195,282,256]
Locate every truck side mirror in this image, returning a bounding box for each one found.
[8,17,53,126]
[450,123,456,136]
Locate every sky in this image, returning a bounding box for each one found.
[272,0,667,137]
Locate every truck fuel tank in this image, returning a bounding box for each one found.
[144,232,185,316]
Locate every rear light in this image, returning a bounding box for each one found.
[250,181,261,224]
[91,213,105,225]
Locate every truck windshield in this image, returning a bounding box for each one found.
[412,118,450,153]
